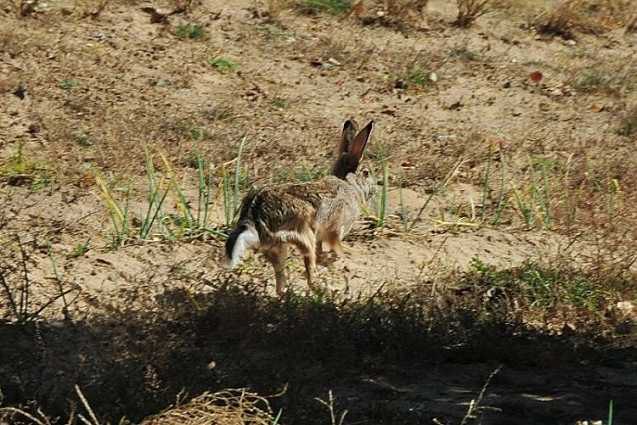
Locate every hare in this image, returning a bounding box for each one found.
[225,119,376,296]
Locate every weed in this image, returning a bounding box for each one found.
[208,57,238,72]
[175,23,204,39]
[298,0,351,15]
[454,0,491,28]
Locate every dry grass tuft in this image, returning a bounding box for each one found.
[533,0,631,38]
[627,14,637,33]
[384,0,429,22]
[142,390,278,425]
[533,0,582,39]
[454,0,491,27]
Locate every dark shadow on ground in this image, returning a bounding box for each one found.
[1,279,636,425]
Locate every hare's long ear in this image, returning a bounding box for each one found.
[332,120,373,179]
[338,119,359,155]
[349,120,373,160]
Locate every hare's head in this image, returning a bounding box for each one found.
[332,119,374,180]
[344,165,375,204]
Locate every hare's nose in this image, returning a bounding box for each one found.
[376,178,384,186]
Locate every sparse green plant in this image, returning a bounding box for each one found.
[573,68,613,93]
[449,45,480,61]
[140,150,170,240]
[175,23,204,39]
[271,97,288,109]
[511,159,553,229]
[372,161,389,228]
[297,0,351,15]
[59,79,78,90]
[68,239,90,258]
[0,142,50,188]
[405,66,431,87]
[469,258,605,311]
[454,0,491,27]
[208,57,238,72]
[74,131,92,147]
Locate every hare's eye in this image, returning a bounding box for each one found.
[362,169,369,177]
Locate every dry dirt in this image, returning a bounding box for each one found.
[1,0,637,423]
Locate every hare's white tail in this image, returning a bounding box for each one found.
[225,222,260,269]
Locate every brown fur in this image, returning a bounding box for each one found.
[226,120,376,296]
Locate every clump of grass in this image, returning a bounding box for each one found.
[512,157,553,229]
[95,171,131,248]
[617,106,637,137]
[141,389,279,425]
[468,258,607,312]
[208,57,238,73]
[175,23,204,39]
[222,136,248,227]
[384,0,429,21]
[454,0,491,27]
[95,148,225,247]
[297,0,351,15]
[531,0,613,39]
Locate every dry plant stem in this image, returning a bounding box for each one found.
[455,0,491,27]
[75,385,101,425]
[460,365,503,425]
[0,269,20,319]
[0,407,50,425]
[409,158,466,230]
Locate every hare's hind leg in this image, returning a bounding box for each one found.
[263,244,288,297]
[289,230,319,294]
